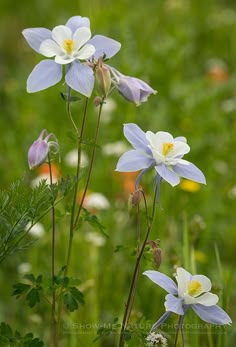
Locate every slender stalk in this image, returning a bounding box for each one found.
[73,98,105,230]
[64,97,89,277]
[119,186,158,347]
[56,96,89,338]
[48,155,57,347]
[174,315,185,347]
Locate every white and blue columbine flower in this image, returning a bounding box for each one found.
[143,267,232,329]
[116,123,206,190]
[22,16,121,96]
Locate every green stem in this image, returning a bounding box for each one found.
[64,97,89,276]
[56,96,89,337]
[73,98,105,230]
[48,155,57,347]
[174,315,185,347]
[119,186,158,347]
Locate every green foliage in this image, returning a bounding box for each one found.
[63,286,85,312]
[80,208,108,237]
[0,180,53,263]
[12,274,43,308]
[0,322,44,346]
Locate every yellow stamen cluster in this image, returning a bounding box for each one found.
[187,280,202,297]
[162,142,174,156]
[64,39,74,54]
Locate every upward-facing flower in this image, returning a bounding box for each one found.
[116,123,206,189]
[110,67,156,106]
[22,16,121,96]
[143,267,232,329]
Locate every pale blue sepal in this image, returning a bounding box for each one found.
[143,270,178,295]
[27,60,62,93]
[165,294,184,315]
[22,28,52,53]
[116,150,153,172]
[173,162,206,184]
[65,61,94,97]
[65,16,90,32]
[88,35,121,60]
[151,311,172,331]
[123,123,151,153]
[155,164,180,186]
[192,304,232,325]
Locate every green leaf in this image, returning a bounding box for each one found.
[26,288,41,308]
[63,287,84,312]
[60,92,81,102]
[12,283,31,298]
[81,208,108,237]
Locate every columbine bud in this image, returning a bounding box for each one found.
[147,240,162,269]
[110,67,157,106]
[95,57,111,97]
[94,96,103,107]
[28,129,59,170]
[128,188,142,213]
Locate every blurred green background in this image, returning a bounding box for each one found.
[0,0,236,346]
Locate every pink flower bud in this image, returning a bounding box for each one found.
[28,129,59,170]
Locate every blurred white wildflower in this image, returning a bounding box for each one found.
[146,332,168,347]
[85,231,106,247]
[17,262,32,274]
[86,193,110,210]
[64,149,88,168]
[31,173,58,187]
[103,141,128,156]
[100,98,117,123]
[228,185,236,199]
[221,98,236,113]
[28,222,45,238]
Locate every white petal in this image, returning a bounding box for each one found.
[75,44,95,60]
[73,27,92,51]
[191,274,212,293]
[22,28,52,53]
[40,39,63,57]
[169,141,190,158]
[176,267,192,298]
[195,292,219,306]
[55,56,75,64]
[52,25,72,47]
[146,131,172,154]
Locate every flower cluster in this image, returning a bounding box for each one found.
[143,267,232,329]
[146,332,168,347]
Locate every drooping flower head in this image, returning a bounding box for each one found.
[22,16,121,96]
[110,67,157,106]
[28,129,59,170]
[143,267,232,330]
[116,123,206,191]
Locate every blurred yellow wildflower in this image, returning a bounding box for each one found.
[179,179,201,192]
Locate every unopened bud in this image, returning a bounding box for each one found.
[128,189,142,213]
[95,57,111,97]
[28,129,59,170]
[147,240,162,269]
[94,96,103,107]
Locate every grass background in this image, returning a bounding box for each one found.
[0,0,236,346]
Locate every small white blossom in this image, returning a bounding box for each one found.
[146,332,168,347]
